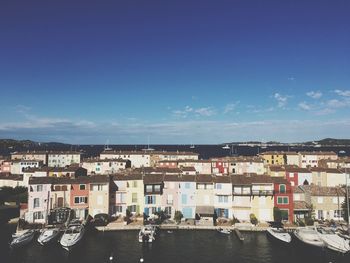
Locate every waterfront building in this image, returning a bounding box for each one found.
[250,176,274,222]
[195,174,215,224]
[178,174,196,219]
[213,176,232,218]
[48,151,81,167]
[162,174,180,218]
[27,177,53,223]
[231,175,253,222]
[268,166,286,177]
[150,151,199,166]
[284,152,300,166]
[320,157,350,169]
[82,158,131,175]
[11,151,48,165]
[70,177,90,220]
[292,186,312,221]
[143,174,164,217]
[125,173,144,216]
[111,174,128,216]
[100,150,151,168]
[271,177,294,222]
[228,156,265,175]
[88,175,110,216]
[302,185,345,221]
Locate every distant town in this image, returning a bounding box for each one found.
[1,145,349,228]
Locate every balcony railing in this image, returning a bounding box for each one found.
[233,190,274,196]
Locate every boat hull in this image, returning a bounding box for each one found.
[266,228,291,244]
[10,230,36,249]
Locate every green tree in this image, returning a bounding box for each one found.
[273,207,282,222]
[174,210,183,224]
[250,213,258,225]
[342,196,350,223]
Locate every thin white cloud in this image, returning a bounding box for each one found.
[298,102,312,111]
[287,77,295,81]
[274,93,288,108]
[327,99,349,108]
[306,91,322,99]
[172,105,193,118]
[194,107,216,117]
[223,102,239,114]
[334,89,350,97]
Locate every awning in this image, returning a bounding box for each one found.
[196,206,214,216]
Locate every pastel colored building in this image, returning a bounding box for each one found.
[89,175,110,216]
[211,158,229,175]
[82,158,131,175]
[0,159,11,173]
[10,159,43,175]
[100,150,151,168]
[70,177,90,220]
[299,151,338,168]
[11,151,48,165]
[162,174,180,218]
[228,156,265,175]
[177,160,212,174]
[0,173,24,188]
[231,175,253,221]
[112,174,128,216]
[260,152,286,165]
[143,174,164,216]
[271,177,294,222]
[48,151,81,167]
[195,174,215,222]
[213,176,232,218]
[285,167,312,186]
[178,175,196,219]
[125,174,144,215]
[310,168,347,187]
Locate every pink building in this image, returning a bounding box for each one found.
[162,174,180,219]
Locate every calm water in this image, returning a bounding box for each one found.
[1,225,349,263]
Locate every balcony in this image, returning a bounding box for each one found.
[233,190,274,196]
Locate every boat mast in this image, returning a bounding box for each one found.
[346,166,350,234]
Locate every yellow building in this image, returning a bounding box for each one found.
[260,152,286,165]
[126,174,144,215]
[250,182,274,222]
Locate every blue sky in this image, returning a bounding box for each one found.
[0,0,350,144]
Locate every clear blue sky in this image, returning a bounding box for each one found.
[0,0,350,144]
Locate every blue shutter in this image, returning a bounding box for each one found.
[145,196,147,204]
[158,207,161,212]
[182,194,187,204]
[224,209,229,218]
[144,208,149,216]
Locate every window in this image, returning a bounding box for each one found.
[33,198,40,208]
[79,184,86,190]
[165,206,172,216]
[145,195,156,204]
[218,195,228,203]
[181,194,187,204]
[289,173,294,178]
[97,195,103,205]
[33,211,44,220]
[132,193,138,203]
[132,181,138,188]
[283,197,289,204]
[318,210,324,219]
[154,185,161,192]
[279,184,286,193]
[146,185,153,193]
[74,196,88,204]
[334,210,343,218]
[216,183,222,190]
[36,185,43,192]
[185,182,191,189]
[92,184,104,191]
[333,197,338,204]
[317,197,323,204]
[115,206,123,213]
[167,194,173,205]
[128,205,137,213]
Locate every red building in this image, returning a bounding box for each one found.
[70,177,90,220]
[271,177,294,222]
[211,158,229,175]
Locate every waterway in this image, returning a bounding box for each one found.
[1,225,349,263]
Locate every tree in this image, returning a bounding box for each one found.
[273,207,282,222]
[250,213,258,225]
[342,196,350,223]
[174,210,183,224]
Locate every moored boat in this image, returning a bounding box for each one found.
[316,227,350,254]
[37,227,61,246]
[138,225,156,243]
[10,229,36,249]
[266,227,291,243]
[60,222,85,251]
[293,227,324,248]
[217,228,231,235]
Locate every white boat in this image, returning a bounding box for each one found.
[222,144,230,150]
[217,228,231,235]
[10,229,36,249]
[60,223,85,251]
[293,227,324,248]
[316,227,350,254]
[138,225,156,243]
[37,227,61,246]
[266,227,291,243]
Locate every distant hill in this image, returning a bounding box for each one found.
[306,138,350,146]
[0,139,72,157]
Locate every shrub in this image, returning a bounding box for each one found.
[273,207,282,222]
[174,210,183,224]
[250,213,258,225]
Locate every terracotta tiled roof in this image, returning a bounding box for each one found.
[310,168,342,173]
[302,185,344,196]
[294,201,311,210]
[196,174,214,183]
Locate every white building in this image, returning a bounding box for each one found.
[82,158,131,175]
[10,159,43,175]
[100,151,151,168]
[48,152,81,167]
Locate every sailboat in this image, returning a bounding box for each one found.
[222,144,230,150]
[190,141,195,149]
[142,136,154,151]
